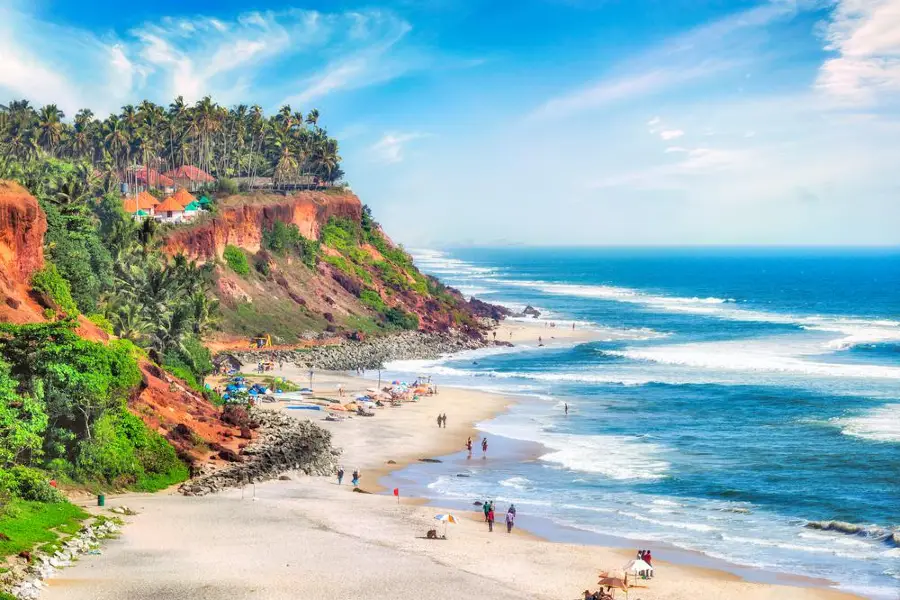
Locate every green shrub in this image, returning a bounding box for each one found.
[320,217,360,252]
[31,263,78,316]
[384,307,419,331]
[75,409,187,491]
[87,313,114,334]
[223,245,250,276]
[359,289,386,312]
[0,466,65,503]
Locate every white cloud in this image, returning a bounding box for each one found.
[647,116,661,126]
[370,132,425,164]
[659,129,684,140]
[0,5,419,115]
[816,0,900,104]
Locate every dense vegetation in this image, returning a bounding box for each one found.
[0,155,215,558]
[0,320,186,492]
[0,96,343,190]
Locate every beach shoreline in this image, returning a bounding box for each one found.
[44,320,863,600]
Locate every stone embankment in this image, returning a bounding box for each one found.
[179,410,338,496]
[228,331,505,371]
[4,518,120,600]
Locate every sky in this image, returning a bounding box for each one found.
[1,0,898,246]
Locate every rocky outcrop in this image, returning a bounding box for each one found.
[0,180,47,324]
[468,297,512,322]
[179,410,337,496]
[229,330,491,371]
[805,520,900,547]
[165,191,362,260]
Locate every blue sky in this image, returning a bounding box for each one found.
[2,0,898,246]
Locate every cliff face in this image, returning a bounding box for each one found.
[165,191,362,259]
[0,180,47,323]
[163,191,493,343]
[0,180,237,462]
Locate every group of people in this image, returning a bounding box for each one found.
[336,466,360,487]
[435,413,448,428]
[465,437,489,458]
[481,500,516,533]
[637,548,654,577]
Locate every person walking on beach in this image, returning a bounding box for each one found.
[506,507,515,533]
[351,469,360,487]
[483,500,491,522]
[437,414,442,428]
[481,437,488,457]
[644,549,653,577]
[487,505,495,532]
[337,466,344,486]
[441,413,447,428]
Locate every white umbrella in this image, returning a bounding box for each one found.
[622,559,653,577]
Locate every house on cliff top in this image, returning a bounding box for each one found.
[123,191,159,217]
[154,195,186,223]
[163,165,215,191]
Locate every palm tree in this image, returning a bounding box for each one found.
[37,104,66,156]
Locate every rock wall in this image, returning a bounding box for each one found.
[229,330,499,371]
[165,191,362,260]
[0,180,47,324]
[179,410,338,496]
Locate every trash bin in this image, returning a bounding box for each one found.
[98,494,105,507]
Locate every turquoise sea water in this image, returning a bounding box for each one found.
[385,248,900,599]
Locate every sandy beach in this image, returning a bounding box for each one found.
[44,321,861,600]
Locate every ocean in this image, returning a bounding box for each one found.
[384,247,900,599]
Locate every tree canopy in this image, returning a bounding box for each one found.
[0,96,344,190]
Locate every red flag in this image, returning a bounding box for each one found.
[393,488,399,496]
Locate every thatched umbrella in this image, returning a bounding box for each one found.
[597,576,629,598]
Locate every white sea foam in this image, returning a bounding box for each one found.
[484,277,900,350]
[606,341,900,380]
[835,404,900,443]
[477,417,671,480]
[499,476,533,491]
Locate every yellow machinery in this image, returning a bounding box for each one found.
[251,333,272,348]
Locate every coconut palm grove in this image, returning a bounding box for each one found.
[0,96,344,191]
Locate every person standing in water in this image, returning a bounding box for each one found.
[351,469,360,487]
[466,437,473,456]
[481,437,489,457]
[565,402,569,415]
[337,466,344,485]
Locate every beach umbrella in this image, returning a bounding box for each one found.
[434,513,458,537]
[622,559,653,577]
[597,576,628,598]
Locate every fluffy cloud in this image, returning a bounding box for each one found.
[0,6,418,114]
[816,0,900,105]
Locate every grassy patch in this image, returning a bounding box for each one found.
[344,314,383,336]
[0,499,88,558]
[218,299,328,345]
